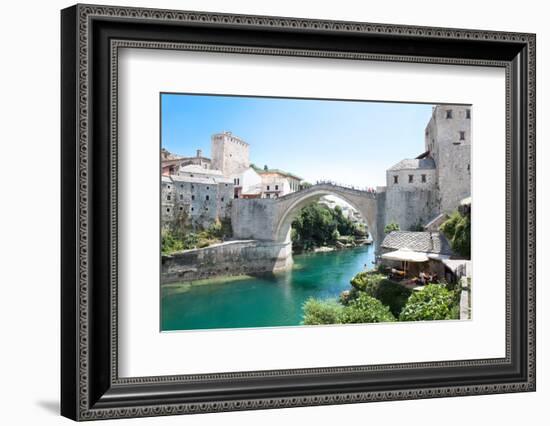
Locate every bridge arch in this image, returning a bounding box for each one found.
[273,184,379,246]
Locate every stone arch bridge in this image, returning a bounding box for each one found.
[231,183,382,269]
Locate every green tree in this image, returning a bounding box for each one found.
[440,210,470,258]
[340,293,396,323]
[350,271,412,317]
[399,284,458,321]
[384,222,400,234]
[291,203,338,248]
[303,298,344,325]
[291,203,364,250]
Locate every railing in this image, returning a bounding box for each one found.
[311,180,377,194]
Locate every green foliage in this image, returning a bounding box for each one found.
[303,293,395,325]
[339,293,396,323]
[161,218,233,255]
[333,205,357,236]
[399,284,458,321]
[161,229,185,255]
[350,271,412,316]
[440,211,471,258]
[353,223,368,237]
[384,222,400,234]
[292,203,363,250]
[303,298,344,325]
[409,221,424,231]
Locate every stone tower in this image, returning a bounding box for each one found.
[424,105,472,213]
[211,131,250,176]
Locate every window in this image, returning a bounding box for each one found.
[179,207,183,211]
[191,195,195,201]
[266,193,271,198]
[466,109,471,119]
[408,175,413,183]
[221,197,224,202]
[446,109,453,119]
[191,207,194,212]
[179,194,183,200]
[459,131,466,141]
[225,183,228,187]
[180,184,183,189]
[393,175,398,184]
[167,195,171,201]
[166,208,170,213]
[206,186,209,190]
[206,195,210,201]
[275,185,279,190]
[191,184,194,190]
[267,185,270,190]
[167,185,171,190]
[205,207,209,211]
[467,164,471,171]
[421,174,426,183]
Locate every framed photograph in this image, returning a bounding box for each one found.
[61,4,536,421]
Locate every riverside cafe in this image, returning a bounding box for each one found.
[380,248,439,285]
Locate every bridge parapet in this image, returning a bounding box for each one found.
[276,182,378,201]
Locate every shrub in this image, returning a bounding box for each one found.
[399,284,457,321]
[384,222,400,234]
[440,210,470,258]
[350,271,411,316]
[350,271,385,292]
[303,298,344,325]
[161,229,184,255]
[340,293,396,323]
[206,219,223,239]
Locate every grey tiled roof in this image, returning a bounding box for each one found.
[387,158,436,171]
[381,231,453,255]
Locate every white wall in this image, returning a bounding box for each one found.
[0,0,547,425]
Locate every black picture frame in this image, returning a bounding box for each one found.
[61,4,536,421]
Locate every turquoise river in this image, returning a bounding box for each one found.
[161,244,375,331]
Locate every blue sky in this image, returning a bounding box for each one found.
[161,94,434,187]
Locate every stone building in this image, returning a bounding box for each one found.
[161,130,303,230]
[161,169,233,230]
[251,165,302,199]
[380,104,471,232]
[232,167,263,199]
[425,105,472,213]
[211,131,250,176]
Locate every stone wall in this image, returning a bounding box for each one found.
[231,198,276,241]
[161,240,293,283]
[383,188,438,232]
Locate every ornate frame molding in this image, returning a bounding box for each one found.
[61,4,536,421]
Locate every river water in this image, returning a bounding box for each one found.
[161,244,375,331]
